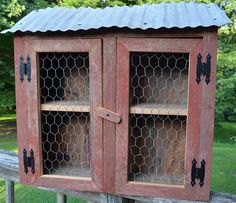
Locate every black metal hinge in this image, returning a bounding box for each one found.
[191,159,205,187]
[196,53,211,85]
[19,55,31,82]
[23,149,35,174]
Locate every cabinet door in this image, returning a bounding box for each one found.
[20,37,103,192]
[116,38,203,200]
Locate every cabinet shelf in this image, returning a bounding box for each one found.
[48,167,91,177]
[41,101,90,112]
[130,104,187,116]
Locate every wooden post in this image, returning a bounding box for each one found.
[57,193,67,203]
[100,194,134,203]
[5,178,14,203]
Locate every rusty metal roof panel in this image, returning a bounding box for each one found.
[1,2,231,33]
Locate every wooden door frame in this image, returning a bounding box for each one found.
[115,38,203,200]
[23,37,103,192]
[14,36,29,184]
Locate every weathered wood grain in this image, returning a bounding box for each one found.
[14,35,28,185]
[102,37,117,194]
[56,193,67,203]
[5,179,14,203]
[198,29,218,201]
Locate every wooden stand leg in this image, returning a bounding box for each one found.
[5,179,14,203]
[57,193,67,203]
[100,194,134,203]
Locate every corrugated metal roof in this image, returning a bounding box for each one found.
[2,2,231,33]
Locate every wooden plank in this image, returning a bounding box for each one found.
[0,150,235,203]
[41,101,90,112]
[96,107,121,124]
[118,38,202,53]
[5,179,14,203]
[106,194,134,203]
[89,39,104,192]
[25,38,100,52]
[130,104,187,116]
[181,36,203,200]
[0,150,19,182]
[56,193,67,203]
[103,37,117,194]
[127,192,236,203]
[23,28,205,40]
[116,38,130,194]
[198,29,218,201]
[99,194,134,203]
[14,35,28,185]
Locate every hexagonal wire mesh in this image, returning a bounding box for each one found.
[128,52,189,185]
[39,53,91,177]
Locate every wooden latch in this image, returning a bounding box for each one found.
[96,107,121,124]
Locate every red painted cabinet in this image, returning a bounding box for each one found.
[14,31,217,201]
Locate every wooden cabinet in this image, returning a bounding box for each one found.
[14,30,217,201]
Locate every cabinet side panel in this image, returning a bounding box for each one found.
[103,37,117,193]
[198,30,218,201]
[14,35,28,184]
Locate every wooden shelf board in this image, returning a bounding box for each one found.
[130,103,187,116]
[129,172,184,185]
[45,167,91,178]
[41,101,90,112]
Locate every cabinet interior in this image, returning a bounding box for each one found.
[39,52,91,177]
[128,52,189,185]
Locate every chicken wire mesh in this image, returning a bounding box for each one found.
[39,52,91,177]
[130,52,189,108]
[128,52,189,185]
[128,114,186,184]
[40,53,90,104]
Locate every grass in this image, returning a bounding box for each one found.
[211,143,236,194]
[0,113,17,152]
[0,113,235,202]
[0,179,86,203]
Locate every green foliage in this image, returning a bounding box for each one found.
[0,34,15,112]
[215,1,236,114]
[0,0,53,112]
[216,44,236,113]
[59,0,102,8]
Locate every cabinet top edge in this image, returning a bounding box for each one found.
[14,27,218,39]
